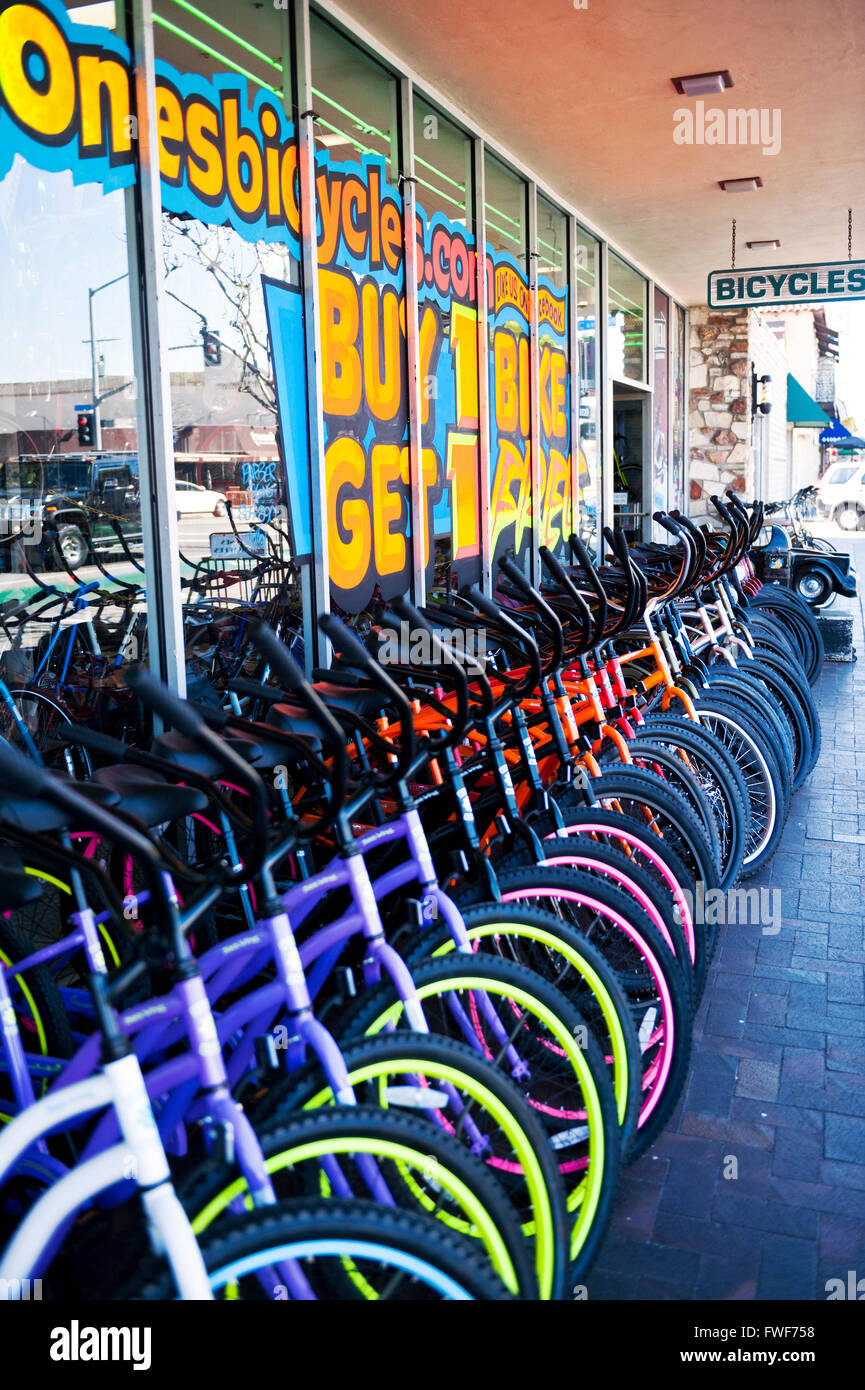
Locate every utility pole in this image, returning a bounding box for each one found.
[87,274,128,448]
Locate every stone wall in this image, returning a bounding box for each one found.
[688,307,753,520]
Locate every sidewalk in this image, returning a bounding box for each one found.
[594,539,865,1300]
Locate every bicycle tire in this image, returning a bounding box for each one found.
[120,1196,515,1300]
[338,955,621,1278]
[250,1031,571,1301]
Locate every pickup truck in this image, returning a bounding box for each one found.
[0,453,141,571]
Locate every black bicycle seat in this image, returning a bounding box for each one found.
[0,776,120,833]
[151,728,264,778]
[92,763,209,826]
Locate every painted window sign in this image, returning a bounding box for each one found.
[417,206,482,593]
[536,278,571,558]
[1,0,573,610]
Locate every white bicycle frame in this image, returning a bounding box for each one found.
[0,1052,212,1299]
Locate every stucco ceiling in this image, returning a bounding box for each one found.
[317,0,865,304]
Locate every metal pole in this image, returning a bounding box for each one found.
[124,0,185,695]
[473,139,492,594]
[527,182,540,585]
[567,214,579,546]
[399,75,426,604]
[88,290,101,448]
[599,239,612,557]
[292,0,330,672]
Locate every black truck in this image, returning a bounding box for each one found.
[0,453,141,571]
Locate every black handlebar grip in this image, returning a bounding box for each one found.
[568,532,596,575]
[320,612,377,673]
[652,512,682,538]
[124,665,208,743]
[62,723,132,762]
[246,617,310,698]
[497,555,532,595]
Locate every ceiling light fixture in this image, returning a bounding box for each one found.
[719,177,763,193]
[745,239,781,249]
[671,70,733,96]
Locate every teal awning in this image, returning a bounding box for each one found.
[787,373,830,427]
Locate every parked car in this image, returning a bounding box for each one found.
[175,479,228,516]
[816,458,865,530]
[0,453,141,570]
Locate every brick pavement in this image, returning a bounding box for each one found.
[593,539,865,1301]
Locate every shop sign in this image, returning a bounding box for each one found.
[708,260,865,308]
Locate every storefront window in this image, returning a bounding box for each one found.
[413,96,480,595]
[576,227,601,547]
[485,153,531,571]
[0,1,141,732]
[310,10,399,183]
[151,3,299,653]
[536,195,571,558]
[307,16,409,613]
[671,303,686,511]
[609,251,646,383]
[652,287,670,527]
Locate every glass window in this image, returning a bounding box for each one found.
[485,154,531,571]
[412,96,479,595]
[153,1,299,632]
[671,304,686,511]
[536,196,571,558]
[0,156,140,668]
[652,288,670,525]
[576,227,601,548]
[414,95,473,226]
[309,17,408,612]
[484,151,527,265]
[310,11,399,184]
[609,251,646,383]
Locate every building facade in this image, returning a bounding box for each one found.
[2,0,695,680]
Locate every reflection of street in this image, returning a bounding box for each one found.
[0,516,282,611]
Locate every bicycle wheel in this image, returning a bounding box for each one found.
[603,740,723,871]
[251,1031,570,1301]
[484,863,694,1159]
[0,688,91,778]
[634,717,750,891]
[584,766,722,895]
[165,1104,538,1298]
[339,955,621,1278]
[691,696,787,877]
[409,900,642,1151]
[121,1197,515,1300]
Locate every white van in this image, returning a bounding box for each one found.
[817,457,865,530]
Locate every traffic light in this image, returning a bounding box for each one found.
[201,327,222,367]
[77,408,95,447]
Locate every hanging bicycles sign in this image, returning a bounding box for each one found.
[708,259,865,308]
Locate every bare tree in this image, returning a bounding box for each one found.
[162,216,297,416]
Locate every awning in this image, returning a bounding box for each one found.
[787,373,831,427]
[820,418,865,448]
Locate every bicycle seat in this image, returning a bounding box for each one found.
[151,728,264,778]
[265,702,325,752]
[313,681,395,720]
[0,777,121,833]
[0,844,43,909]
[92,764,209,826]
